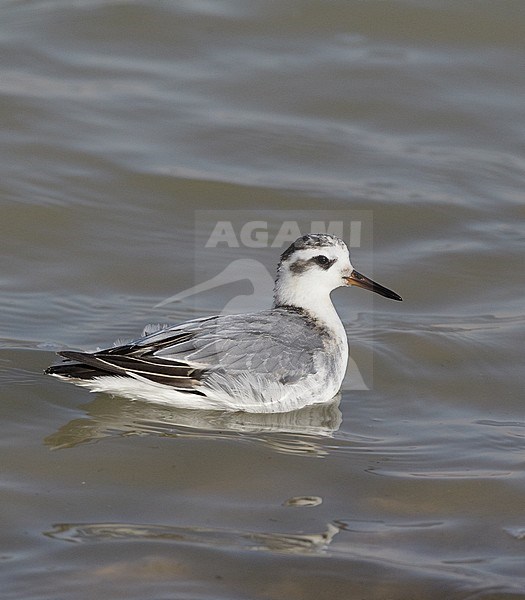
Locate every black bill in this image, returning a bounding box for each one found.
[345,270,402,301]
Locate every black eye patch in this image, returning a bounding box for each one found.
[312,255,335,269]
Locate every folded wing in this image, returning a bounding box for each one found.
[46,308,325,393]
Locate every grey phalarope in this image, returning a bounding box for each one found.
[46,234,402,413]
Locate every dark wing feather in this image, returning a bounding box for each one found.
[46,340,206,393]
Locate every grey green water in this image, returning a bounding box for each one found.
[1,2,524,598]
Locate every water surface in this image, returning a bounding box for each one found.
[1,1,524,598]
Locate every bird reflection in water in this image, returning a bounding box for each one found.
[44,393,342,456]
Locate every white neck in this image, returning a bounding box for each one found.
[273,273,345,336]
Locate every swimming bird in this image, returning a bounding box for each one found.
[45,234,402,413]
